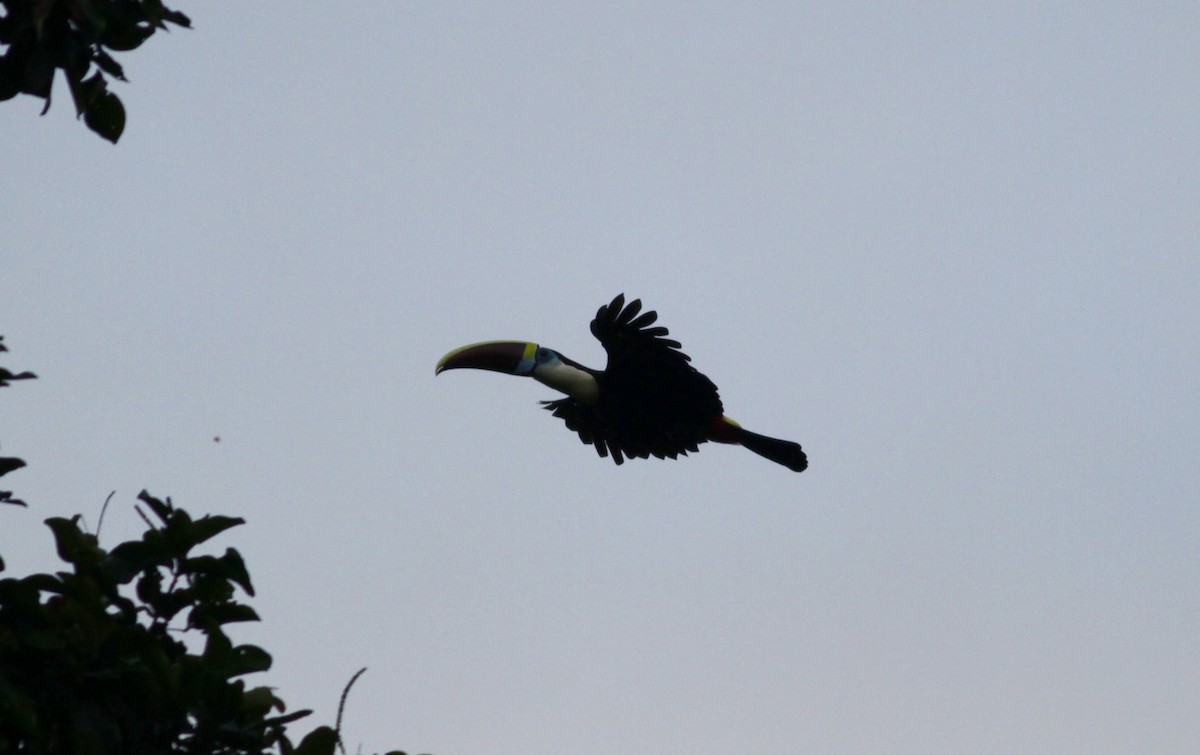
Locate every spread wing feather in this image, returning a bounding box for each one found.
[542,294,723,465]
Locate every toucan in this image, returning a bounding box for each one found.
[436,294,807,472]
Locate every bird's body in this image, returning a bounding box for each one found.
[436,294,807,472]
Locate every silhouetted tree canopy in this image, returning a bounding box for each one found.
[0,0,191,142]
[0,337,424,754]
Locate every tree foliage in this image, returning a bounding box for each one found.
[0,335,36,509]
[0,0,191,143]
[0,339,424,754]
[1,491,302,753]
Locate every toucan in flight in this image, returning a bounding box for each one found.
[436,294,807,472]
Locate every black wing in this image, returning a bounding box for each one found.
[542,294,723,465]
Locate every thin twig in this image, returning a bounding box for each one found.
[133,505,154,531]
[336,667,368,755]
[96,490,117,538]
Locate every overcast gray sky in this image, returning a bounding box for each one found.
[4,3,1197,753]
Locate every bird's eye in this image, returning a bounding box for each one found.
[536,347,553,361]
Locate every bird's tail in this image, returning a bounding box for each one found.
[710,417,808,472]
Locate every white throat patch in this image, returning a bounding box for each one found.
[533,361,600,404]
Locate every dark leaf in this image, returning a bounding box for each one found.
[137,490,173,524]
[109,537,170,572]
[263,708,314,727]
[219,547,255,596]
[162,506,203,556]
[23,48,55,101]
[18,573,63,593]
[0,369,38,386]
[163,10,192,28]
[293,726,339,755]
[93,50,126,81]
[68,70,100,117]
[190,514,246,547]
[135,568,165,608]
[103,533,173,585]
[188,600,259,630]
[181,553,223,577]
[84,88,125,144]
[230,643,273,676]
[240,685,284,717]
[207,602,260,626]
[100,22,153,52]
[0,491,29,506]
[202,623,235,665]
[45,516,100,565]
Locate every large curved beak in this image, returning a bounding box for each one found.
[436,341,538,376]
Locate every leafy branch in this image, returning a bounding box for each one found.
[0,0,191,142]
[0,335,35,508]
[0,491,425,754]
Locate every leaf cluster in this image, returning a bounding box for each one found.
[2,492,301,753]
[1,337,423,754]
[0,492,420,755]
[0,0,191,142]
[0,335,36,508]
